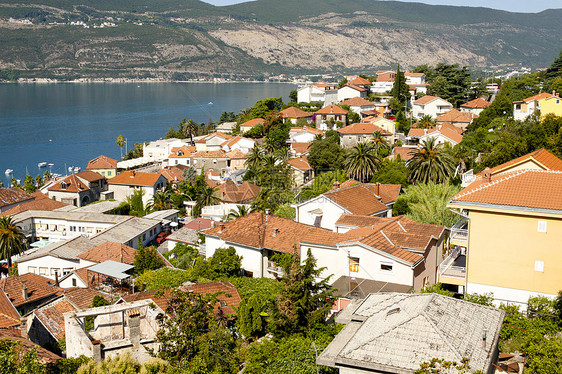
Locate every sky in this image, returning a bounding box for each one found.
[201,0,561,13]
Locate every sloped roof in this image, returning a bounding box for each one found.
[435,109,478,123]
[0,290,21,328]
[291,142,312,155]
[158,166,185,183]
[413,95,439,105]
[0,188,34,209]
[477,148,562,177]
[316,105,348,115]
[33,297,76,340]
[322,183,399,215]
[76,170,105,182]
[216,180,260,203]
[339,97,374,106]
[77,241,137,265]
[345,84,368,92]
[0,329,61,363]
[461,98,491,109]
[17,236,103,263]
[0,192,69,217]
[195,132,233,144]
[87,155,118,170]
[226,149,246,159]
[0,273,60,308]
[191,150,228,159]
[338,123,392,135]
[451,169,562,212]
[405,72,424,77]
[240,118,265,128]
[169,145,196,158]
[47,174,90,193]
[288,157,312,172]
[318,293,505,373]
[184,217,214,230]
[290,126,324,135]
[280,106,313,118]
[390,146,416,161]
[408,123,463,144]
[108,171,163,187]
[514,92,555,103]
[63,287,107,310]
[348,77,372,86]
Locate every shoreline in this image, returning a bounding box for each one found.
[1,78,300,84]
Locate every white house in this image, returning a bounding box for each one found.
[408,123,464,147]
[143,138,188,162]
[279,107,313,125]
[297,83,338,103]
[371,70,396,94]
[167,145,196,167]
[239,118,265,134]
[107,171,167,206]
[194,132,234,152]
[513,92,555,121]
[337,84,368,102]
[412,95,453,119]
[294,182,401,231]
[288,126,324,143]
[220,136,255,154]
[339,97,375,117]
[460,97,491,115]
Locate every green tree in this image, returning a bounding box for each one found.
[149,190,172,211]
[77,352,168,374]
[134,268,192,291]
[271,248,334,338]
[407,138,455,184]
[273,203,296,219]
[418,114,435,128]
[85,295,110,331]
[179,118,198,145]
[127,188,147,217]
[0,339,48,374]
[194,185,220,217]
[371,159,408,187]
[391,64,410,108]
[156,289,241,373]
[420,283,454,297]
[427,63,472,107]
[23,175,37,193]
[344,142,380,183]
[397,182,461,226]
[226,205,251,221]
[134,246,165,274]
[193,246,242,280]
[34,175,44,188]
[415,358,483,374]
[544,50,562,80]
[0,216,25,268]
[116,135,126,160]
[289,89,298,103]
[307,132,345,172]
[236,294,267,340]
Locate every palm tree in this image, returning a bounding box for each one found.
[116,135,126,160]
[0,216,25,268]
[194,186,220,217]
[150,190,172,211]
[418,115,435,129]
[407,138,456,184]
[245,145,265,170]
[275,147,292,162]
[180,119,198,145]
[344,142,380,183]
[226,205,251,221]
[371,130,390,155]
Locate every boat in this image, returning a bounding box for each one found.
[38,162,47,168]
[74,167,81,173]
[4,169,13,175]
[208,101,213,105]
[48,163,54,167]
[68,166,73,173]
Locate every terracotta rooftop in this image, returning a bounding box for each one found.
[158,166,185,183]
[63,287,107,309]
[0,191,69,217]
[77,241,137,265]
[338,123,392,135]
[339,97,374,106]
[240,118,265,128]
[288,157,312,172]
[226,149,246,159]
[216,180,260,203]
[408,123,463,144]
[0,273,60,308]
[291,142,312,155]
[413,95,448,105]
[435,109,478,123]
[405,72,424,77]
[87,155,118,170]
[169,145,196,158]
[514,92,555,103]
[47,174,90,193]
[390,146,417,161]
[0,329,61,363]
[451,169,562,212]
[322,183,400,215]
[477,148,562,177]
[461,98,491,109]
[195,132,233,144]
[108,170,163,187]
[0,188,34,209]
[191,150,228,159]
[280,106,313,118]
[0,290,21,329]
[348,77,372,86]
[184,217,214,230]
[345,84,368,92]
[289,126,324,135]
[33,296,76,340]
[316,105,348,115]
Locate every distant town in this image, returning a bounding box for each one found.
[0,52,562,373]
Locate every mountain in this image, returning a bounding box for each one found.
[0,0,560,80]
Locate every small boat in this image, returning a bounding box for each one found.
[74,167,81,173]
[208,101,213,105]
[38,162,47,168]
[5,169,13,175]
[68,166,73,173]
[48,163,54,167]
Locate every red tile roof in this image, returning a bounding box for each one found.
[461,98,491,109]
[405,72,424,77]
[216,180,260,203]
[477,148,562,177]
[169,145,196,158]
[77,241,137,265]
[195,132,233,144]
[184,217,214,230]
[0,192,69,217]
[514,92,555,103]
[339,97,374,106]
[316,105,348,115]
[390,146,417,161]
[87,155,118,170]
[451,170,562,212]
[435,109,478,124]
[291,142,312,155]
[63,287,107,309]
[348,77,372,86]
[414,95,445,105]
[76,170,105,182]
[289,126,324,135]
[280,107,313,119]
[0,290,21,329]
[322,183,399,215]
[345,84,368,92]
[288,157,312,172]
[33,297,76,340]
[158,167,185,183]
[47,174,89,193]
[338,123,392,135]
[226,149,246,159]
[0,329,61,363]
[0,188,34,209]
[191,150,228,159]
[0,273,60,308]
[240,118,265,128]
[108,171,163,187]
[408,123,463,144]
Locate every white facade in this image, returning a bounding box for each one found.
[289,130,321,143]
[201,203,250,222]
[348,104,375,116]
[419,131,460,146]
[59,272,88,288]
[412,97,453,119]
[143,139,187,162]
[221,137,255,154]
[466,282,557,309]
[297,85,327,103]
[371,81,394,94]
[167,156,191,167]
[337,86,366,102]
[205,236,267,278]
[18,255,79,280]
[198,134,231,152]
[108,172,166,206]
[30,217,114,242]
[295,196,347,231]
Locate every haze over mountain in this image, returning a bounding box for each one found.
[0,0,560,80]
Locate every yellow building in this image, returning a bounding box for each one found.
[538,94,562,120]
[444,168,562,307]
[86,155,118,178]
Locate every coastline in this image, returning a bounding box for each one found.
[1,77,300,84]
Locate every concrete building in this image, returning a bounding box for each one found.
[318,293,504,374]
[513,92,554,121]
[338,122,393,148]
[107,171,167,206]
[143,138,188,162]
[408,123,464,147]
[86,155,119,179]
[279,107,313,125]
[47,171,108,207]
[190,151,229,176]
[297,83,338,103]
[460,97,491,115]
[315,105,348,130]
[412,95,453,119]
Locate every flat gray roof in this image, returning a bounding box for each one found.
[70,201,122,214]
[92,216,160,243]
[144,209,179,221]
[11,210,127,224]
[88,260,134,280]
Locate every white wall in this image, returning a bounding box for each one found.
[296,196,346,231]
[205,236,264,277]
[109,185,156,206]
[467,282,557,309]
[290,132,317,143]
[18,255,79,279]
[60,273,88,288]
[32,217,113,242]
[337,86,363,102]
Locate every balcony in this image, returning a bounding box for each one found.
[450,217,468,245]
[461,169,476,187]
[438,246,466,286]
[266,261,285,277]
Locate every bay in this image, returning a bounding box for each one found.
[0,82,296,184]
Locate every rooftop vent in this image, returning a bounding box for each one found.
[386,307,401,316]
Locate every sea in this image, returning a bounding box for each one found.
[0,82,296,184]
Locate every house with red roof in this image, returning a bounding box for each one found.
[47,171,108,207]
[435,109,478,132]
[279,106,313,125]
[513,92,555,121]
[220,136,255,154]
[337,84,369,102]
[86,155,118,179]
[194,132,233,152]
[412,95,453,119]
[460,97,491,115]
[167,145,196,167]
[239,118,265,133]
[297,83,338,104]
[339,97,375,118]
[408,122,464,147]
[447,168,562,307]
[314,105,348,130]
[338,122,393,148]
[0,187,35,214]
[107,170,167,205]
[287,156,313,186]
[288,126,324,143]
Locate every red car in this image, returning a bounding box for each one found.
[156,232,168,243]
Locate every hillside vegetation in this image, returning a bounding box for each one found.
[0,0,561,80]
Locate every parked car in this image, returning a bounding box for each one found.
[156,232,168,243]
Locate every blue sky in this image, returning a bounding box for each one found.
[201,0,561,13]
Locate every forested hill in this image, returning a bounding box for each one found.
[0,0,561,80]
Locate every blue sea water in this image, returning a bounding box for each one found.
[0,82,295,184]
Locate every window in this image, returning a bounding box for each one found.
[96,228,103,233]
[349,257,359,272]
[28,266,37,274]
[142,234,146,241]
[50,268,60,276]
[537,221,547,233]
[534,261,544,272]
[63,268,73,276]
[79,227,85,233]
[72,278,77,287]
[213,159,217,164]
[380,263,393,272]
[39,267,48,275]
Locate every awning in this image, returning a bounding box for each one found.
[87,260,134,280]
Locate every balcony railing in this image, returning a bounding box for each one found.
[461,169,476,186]
[267,261,285,277]
[439,246,466,280]
[450,217,468,242]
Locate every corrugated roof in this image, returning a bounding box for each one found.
[87,260,134,280]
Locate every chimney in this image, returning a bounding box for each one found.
[272,228,279,237]
[482,168,492,183]
[218,223,225,233]
[55,272,59,288]
[22,285,28,300]
[375,182,380,196]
